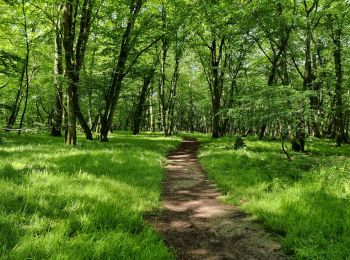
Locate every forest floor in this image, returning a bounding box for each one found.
[147,138,287,259]
[0,133,180,259]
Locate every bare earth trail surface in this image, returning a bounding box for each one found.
[148,138,287,260]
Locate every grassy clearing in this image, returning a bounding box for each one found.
[198,136,350,259]
[0,132,180,259]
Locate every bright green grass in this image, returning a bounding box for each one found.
[0,132,180,259]
[198,136,350,259]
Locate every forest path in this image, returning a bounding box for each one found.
[148,138,287,260]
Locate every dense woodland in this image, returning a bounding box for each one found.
[0,0,349,149]
[1,1,350,258]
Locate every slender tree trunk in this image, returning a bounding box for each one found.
[7,66,25,129]
[52,13,64,137]
[333,28,347,146]
[74,89,93,140]
[188,83,194,132]
[63,1,76,144]
[18,0,30,136]
[168,46,182,136]
[149,85,156,132]
[87,91,93,129]
[87,45,97,130]
[159,3,169,137]
[66,82,77,145]
[133,65,156,135]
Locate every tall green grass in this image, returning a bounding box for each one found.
[0,132,180,259]
[198,136,350,259]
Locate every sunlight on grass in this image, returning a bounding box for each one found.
[198,136,350,259]
[0,132,180,259]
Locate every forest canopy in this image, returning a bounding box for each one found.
[0,0,349,149]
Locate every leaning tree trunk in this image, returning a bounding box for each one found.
[100,0,143,141]
[133,59,157,135]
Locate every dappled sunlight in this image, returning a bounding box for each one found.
[199,137,350,259]
[150,138,285,259]
[0,133,181,259]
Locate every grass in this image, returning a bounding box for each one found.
[198,135,350,259]
[0,132,180,259]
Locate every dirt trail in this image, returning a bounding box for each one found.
[148,138,287,260]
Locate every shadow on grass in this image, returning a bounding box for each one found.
[252,189,350,258]
[0,133,180,259]
[199,137,350,259]
[200,151,314,191]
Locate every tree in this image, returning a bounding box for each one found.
[99,0,144,141]
[62,0,94,145]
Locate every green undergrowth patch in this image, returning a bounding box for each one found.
[198,136,350,259]
[0,132,180,259]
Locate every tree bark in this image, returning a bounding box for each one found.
[210,37,225,138]
[18,0,30,136]
[51,10,64,137]
[168,45,182,136]
[63,0,94,144]
[333,28,347,146]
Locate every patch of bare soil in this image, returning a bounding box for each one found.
[147,138,287,260]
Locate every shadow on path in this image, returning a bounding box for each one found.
[147,138,287,260]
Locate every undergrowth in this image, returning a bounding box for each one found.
[0,132,180,259]
[198,136,350,259]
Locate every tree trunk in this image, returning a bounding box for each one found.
[74,90,93,140]
[169,45,182,136]
[7,66,25,129]
[51,13,64,137]
[159,3,169,137]
[18,0,30,136]
[133,61,157,135]
[65,82,77,145]
[62,0,94,144]
[333,28,347,146]
[210,37,225,138]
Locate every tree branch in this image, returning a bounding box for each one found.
[122,36,162,77]
[250,34,273,64]
[0,83,9,90]
[290,52,305,81]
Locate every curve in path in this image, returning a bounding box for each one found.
[149,138,287,260]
